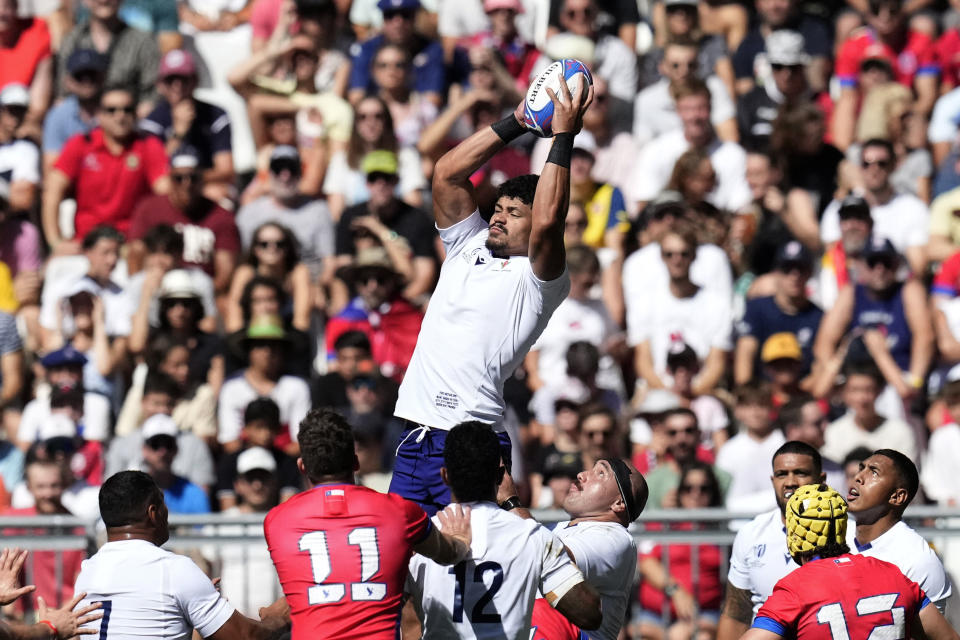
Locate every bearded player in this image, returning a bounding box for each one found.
[389,75,594,514]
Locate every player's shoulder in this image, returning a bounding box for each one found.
[738,507,782,539]
[557,519,634,549]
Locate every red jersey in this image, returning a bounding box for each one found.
[264,483,431,640]
[530,597,580,640]
[754,554,930,640]
[638,524,723,616]
[936,29,960,88]
[55,128,168,238]
[835,28,938,89]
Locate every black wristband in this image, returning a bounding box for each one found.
[491,115,527,143]
[499,495,523,511]
[546,132,574,168]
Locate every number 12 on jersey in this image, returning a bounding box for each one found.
[299,527,386,604]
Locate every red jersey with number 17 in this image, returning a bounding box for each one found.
[754,554,930,640]
[264,483,431,640]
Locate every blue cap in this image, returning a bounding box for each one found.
[862,236,900,261]
[40,345,88,369]
[377,0,419,11]
[67,49,109,75]
[775,240,813,269]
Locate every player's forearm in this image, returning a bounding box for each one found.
[4,621,55,640]
[434,127,509,185]
[718,582,754,640]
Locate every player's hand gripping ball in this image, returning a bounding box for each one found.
[523,59,593,137]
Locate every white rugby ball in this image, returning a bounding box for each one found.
[523,59,593,138]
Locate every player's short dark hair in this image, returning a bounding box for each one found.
[100,470,165,527]
[496,174,539,208]
[444,422,501,503]
[773,441,823,476]
[143,370,181,401]
[566,245,600,275]
[334,330,371,353]
[82,225,124,250]
[143,224,185,256]
[873,449,919,506]
[244,398,281,431]
[298,408,356,480]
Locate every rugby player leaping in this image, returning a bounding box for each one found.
[390,75,594,514]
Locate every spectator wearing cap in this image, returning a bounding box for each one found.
[817,195,873,308]
[127,148,240,298]
[630,225,732,397]
[236,144,335,282]
[105,371,215,490]
[664,342,729,451]
[0,84,40,213]
[735,241,822,384]
[347,0,446,108]
[526,244,624,394]
[0,0,52,130]
[43,85,170,253]
[215,398,299,511]
[759,331,805,406]
[219,314,311,454]
[634,36,738,147]
[56,0,160,107]
[327,246,424,381]
[139,413,210,513]
[41,49,107,170]
[832,0,938,150]
[16,345,110,448]
[629,77,751,214]
[731,0,831,96]
[814,237,933,403]
[334,149,437,304]
[140,49,234,197]
[820,139,930,276]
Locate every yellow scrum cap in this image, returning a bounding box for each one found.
[785,484,848,557]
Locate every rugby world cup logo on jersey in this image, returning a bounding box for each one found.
[464,247,490,266]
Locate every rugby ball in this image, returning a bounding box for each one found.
[523,59,593,138]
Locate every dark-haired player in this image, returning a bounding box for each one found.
[263,409,472,640]
[741,484,958,640]
[846,449,952,611]
[74,471,289,639]
[406,421,602,638]
[390,73,594,515]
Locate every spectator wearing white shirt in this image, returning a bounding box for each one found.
[630,225,732,397]
[629,77,751,213]
[819,139,929,275]
[0,84,41,213]
[715,382,785,512]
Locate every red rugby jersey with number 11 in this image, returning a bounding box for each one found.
[264,483,431,640]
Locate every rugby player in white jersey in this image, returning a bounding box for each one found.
[389,76,593,516]
[846,449,952,611]
[405,421,602,639]
[494,456,648,640]
[716,441,825,640]
[73,471,290,639]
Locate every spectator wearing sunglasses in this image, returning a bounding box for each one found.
[820,139,930,276]
[43,84,170,254]
[814,237,933,407]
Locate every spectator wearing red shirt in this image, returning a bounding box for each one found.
[127,146,239,297]
[935,27,960,92]
[0,0,52,134]
[832,0,938,150]
[4,458,84,610]
[42,84,170,254]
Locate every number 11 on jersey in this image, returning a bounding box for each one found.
[299,527,387,604]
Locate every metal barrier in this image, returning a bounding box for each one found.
[2,507,960,626]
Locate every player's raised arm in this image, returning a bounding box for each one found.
[432,104,529,229]
[529,76,593,281]
[553,581,603,630]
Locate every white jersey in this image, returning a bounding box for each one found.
[395,211,570,430]
[552,520,636,640]
[74,539,235,639]
[406,502,585,639]
[847,519,953,611]
[727,508,799,616]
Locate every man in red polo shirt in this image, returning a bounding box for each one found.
[42,84,170,254]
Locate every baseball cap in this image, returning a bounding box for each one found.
[775,240,813,270]
[158,269,201,300]
[269,145,301,174]
[838,195,872,221]
[542,451,581,481]
[158,49,197,79]
[785,484,847,558]
[765,30,810,66]
[572,130,597,156]
[38,413,79,441]
[636,389,681,415]
[0,84,29,108]
[141,414,179,439]
[362,150,399,176]
[761,332,802,363]
[861,236,899,261]
[377,0,419,11]
[40,345,88,369]
[170,146,201,170]
[483,0,523,12]
[67,49,109,76]
[245,314,289,342]
[666,342,698,370]
[237,446,278,474]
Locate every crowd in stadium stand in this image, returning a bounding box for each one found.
[3,0,960,632]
